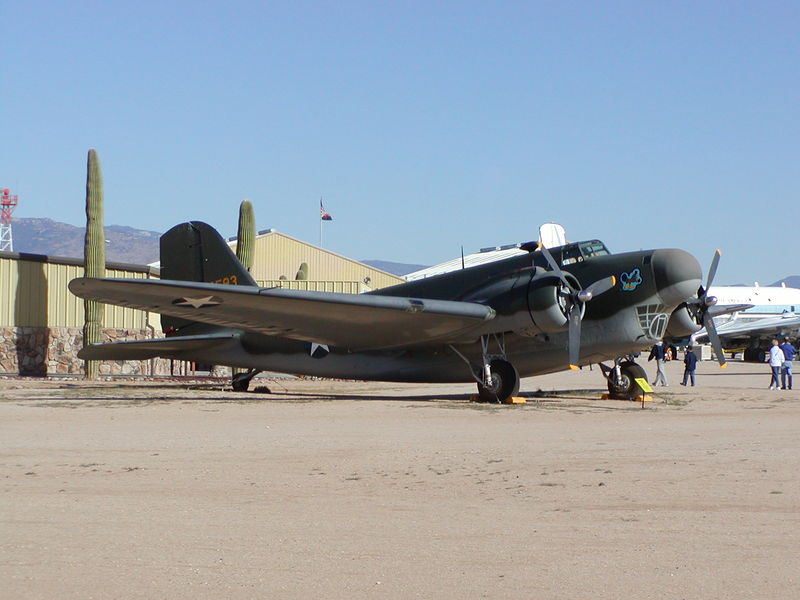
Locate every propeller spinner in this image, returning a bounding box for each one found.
[686,249,727,368]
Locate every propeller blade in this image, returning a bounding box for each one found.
[703,313,727,368]
[538,243,573,290]
[582,275,617,299]
[705,249,721,291]
[568,305,582,369]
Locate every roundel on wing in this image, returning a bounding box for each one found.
[309,343,330,359]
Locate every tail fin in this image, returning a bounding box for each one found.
[160,221,257,286]
[159,221,257,333]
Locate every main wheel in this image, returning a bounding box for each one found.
[743,347,765,363]
[606,361,647,399]
[477,359,520,403]
[231,372,252,392]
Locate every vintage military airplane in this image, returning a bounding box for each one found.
[69,221,716,401]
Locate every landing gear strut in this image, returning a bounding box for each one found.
[477,359,520,403]
[450,333,521,403]
[231,368,261,392]
[600,357,647,400]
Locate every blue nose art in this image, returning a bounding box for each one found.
[651,249,702,308]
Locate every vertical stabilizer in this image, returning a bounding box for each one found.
[159,221,257,333]
[160,221,257,286]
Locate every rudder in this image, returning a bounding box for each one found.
[159,221,257,334]
[160,221,257,286]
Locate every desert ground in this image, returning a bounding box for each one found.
[1,359,798,599]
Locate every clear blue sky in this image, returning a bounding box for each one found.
[2,1,798,284]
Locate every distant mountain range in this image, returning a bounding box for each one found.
[10,218,161,264]
[772,275,800,288]
[6,217,797,283]
[361,260,428,276]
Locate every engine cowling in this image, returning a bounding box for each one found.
[664,304,701,338]
[526,275,581,333]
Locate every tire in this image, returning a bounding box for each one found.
[607,361,647,399]
[231,373,251,392]
[477,359,520,403]
[743,348,766,363]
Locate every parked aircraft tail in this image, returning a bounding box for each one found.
[160,221,257,286]
[159,221,257,334]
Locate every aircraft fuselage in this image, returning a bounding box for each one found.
[172,243,701,383]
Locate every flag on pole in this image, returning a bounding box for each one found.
[320,198,332,221]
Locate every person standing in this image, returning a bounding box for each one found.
[768,339,783,390]
[648,341,668,386]
[779,337,796,390]
[681,346,698,386]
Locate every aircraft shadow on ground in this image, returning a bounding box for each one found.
[265,388,614,404]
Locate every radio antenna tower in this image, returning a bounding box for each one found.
[1,188,19,252]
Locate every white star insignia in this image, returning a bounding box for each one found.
[310,343,330,358]
[172,296,221,309]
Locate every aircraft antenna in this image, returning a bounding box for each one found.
[0,187,18,252]
[461,246,465,269]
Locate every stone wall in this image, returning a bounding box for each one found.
[0,327,176,376]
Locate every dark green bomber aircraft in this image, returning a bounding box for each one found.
[69,221,720,401]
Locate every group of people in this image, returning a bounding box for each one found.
[768,338,795,390]
[647,340,698,387]
[648,338,796,390]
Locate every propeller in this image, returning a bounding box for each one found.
[536,244,616,369]
[686,249,726,367]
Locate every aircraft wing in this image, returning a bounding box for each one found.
[78,332,239,360]
[695,313,800,342]
[69,278,496,351]
[707,303,754,317]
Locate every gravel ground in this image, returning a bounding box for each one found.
[1,359,798,599]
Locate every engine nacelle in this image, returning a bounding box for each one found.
[526,277,580,333]
[664,304,701,338]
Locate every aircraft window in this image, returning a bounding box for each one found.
[579,241,609,258]
[558,240,609,266]
[560,245,584,266]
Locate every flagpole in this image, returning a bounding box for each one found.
[319,197,322,247]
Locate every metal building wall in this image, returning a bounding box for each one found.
[0,253,157,329]
[257,280,364,294]
[235,232,403,291]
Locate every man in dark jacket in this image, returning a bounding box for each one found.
[779,338,796,390]
[681,346,698,386]
[648,341,668,386]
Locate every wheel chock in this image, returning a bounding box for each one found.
[469,395,526,404]
[635,394,653,402]
[503,396,526,404]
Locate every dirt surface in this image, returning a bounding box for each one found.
[1,360,798,599]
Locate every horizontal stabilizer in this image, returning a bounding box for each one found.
[78,332,238,360]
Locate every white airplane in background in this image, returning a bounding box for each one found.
[694,282,800,360]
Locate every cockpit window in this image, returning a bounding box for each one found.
[560,245,583,265]
[579,240,609,258]
[559,240,609,266]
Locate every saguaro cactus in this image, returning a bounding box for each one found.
[295,262,309,281]
[83,148,105,379]
[231,200,255,379]
[235,199,255,273]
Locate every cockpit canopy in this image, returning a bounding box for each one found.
[557,240,609,266]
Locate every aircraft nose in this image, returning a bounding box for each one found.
[651,249,702,308]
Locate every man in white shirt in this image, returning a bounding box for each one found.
[768,339,783,390]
